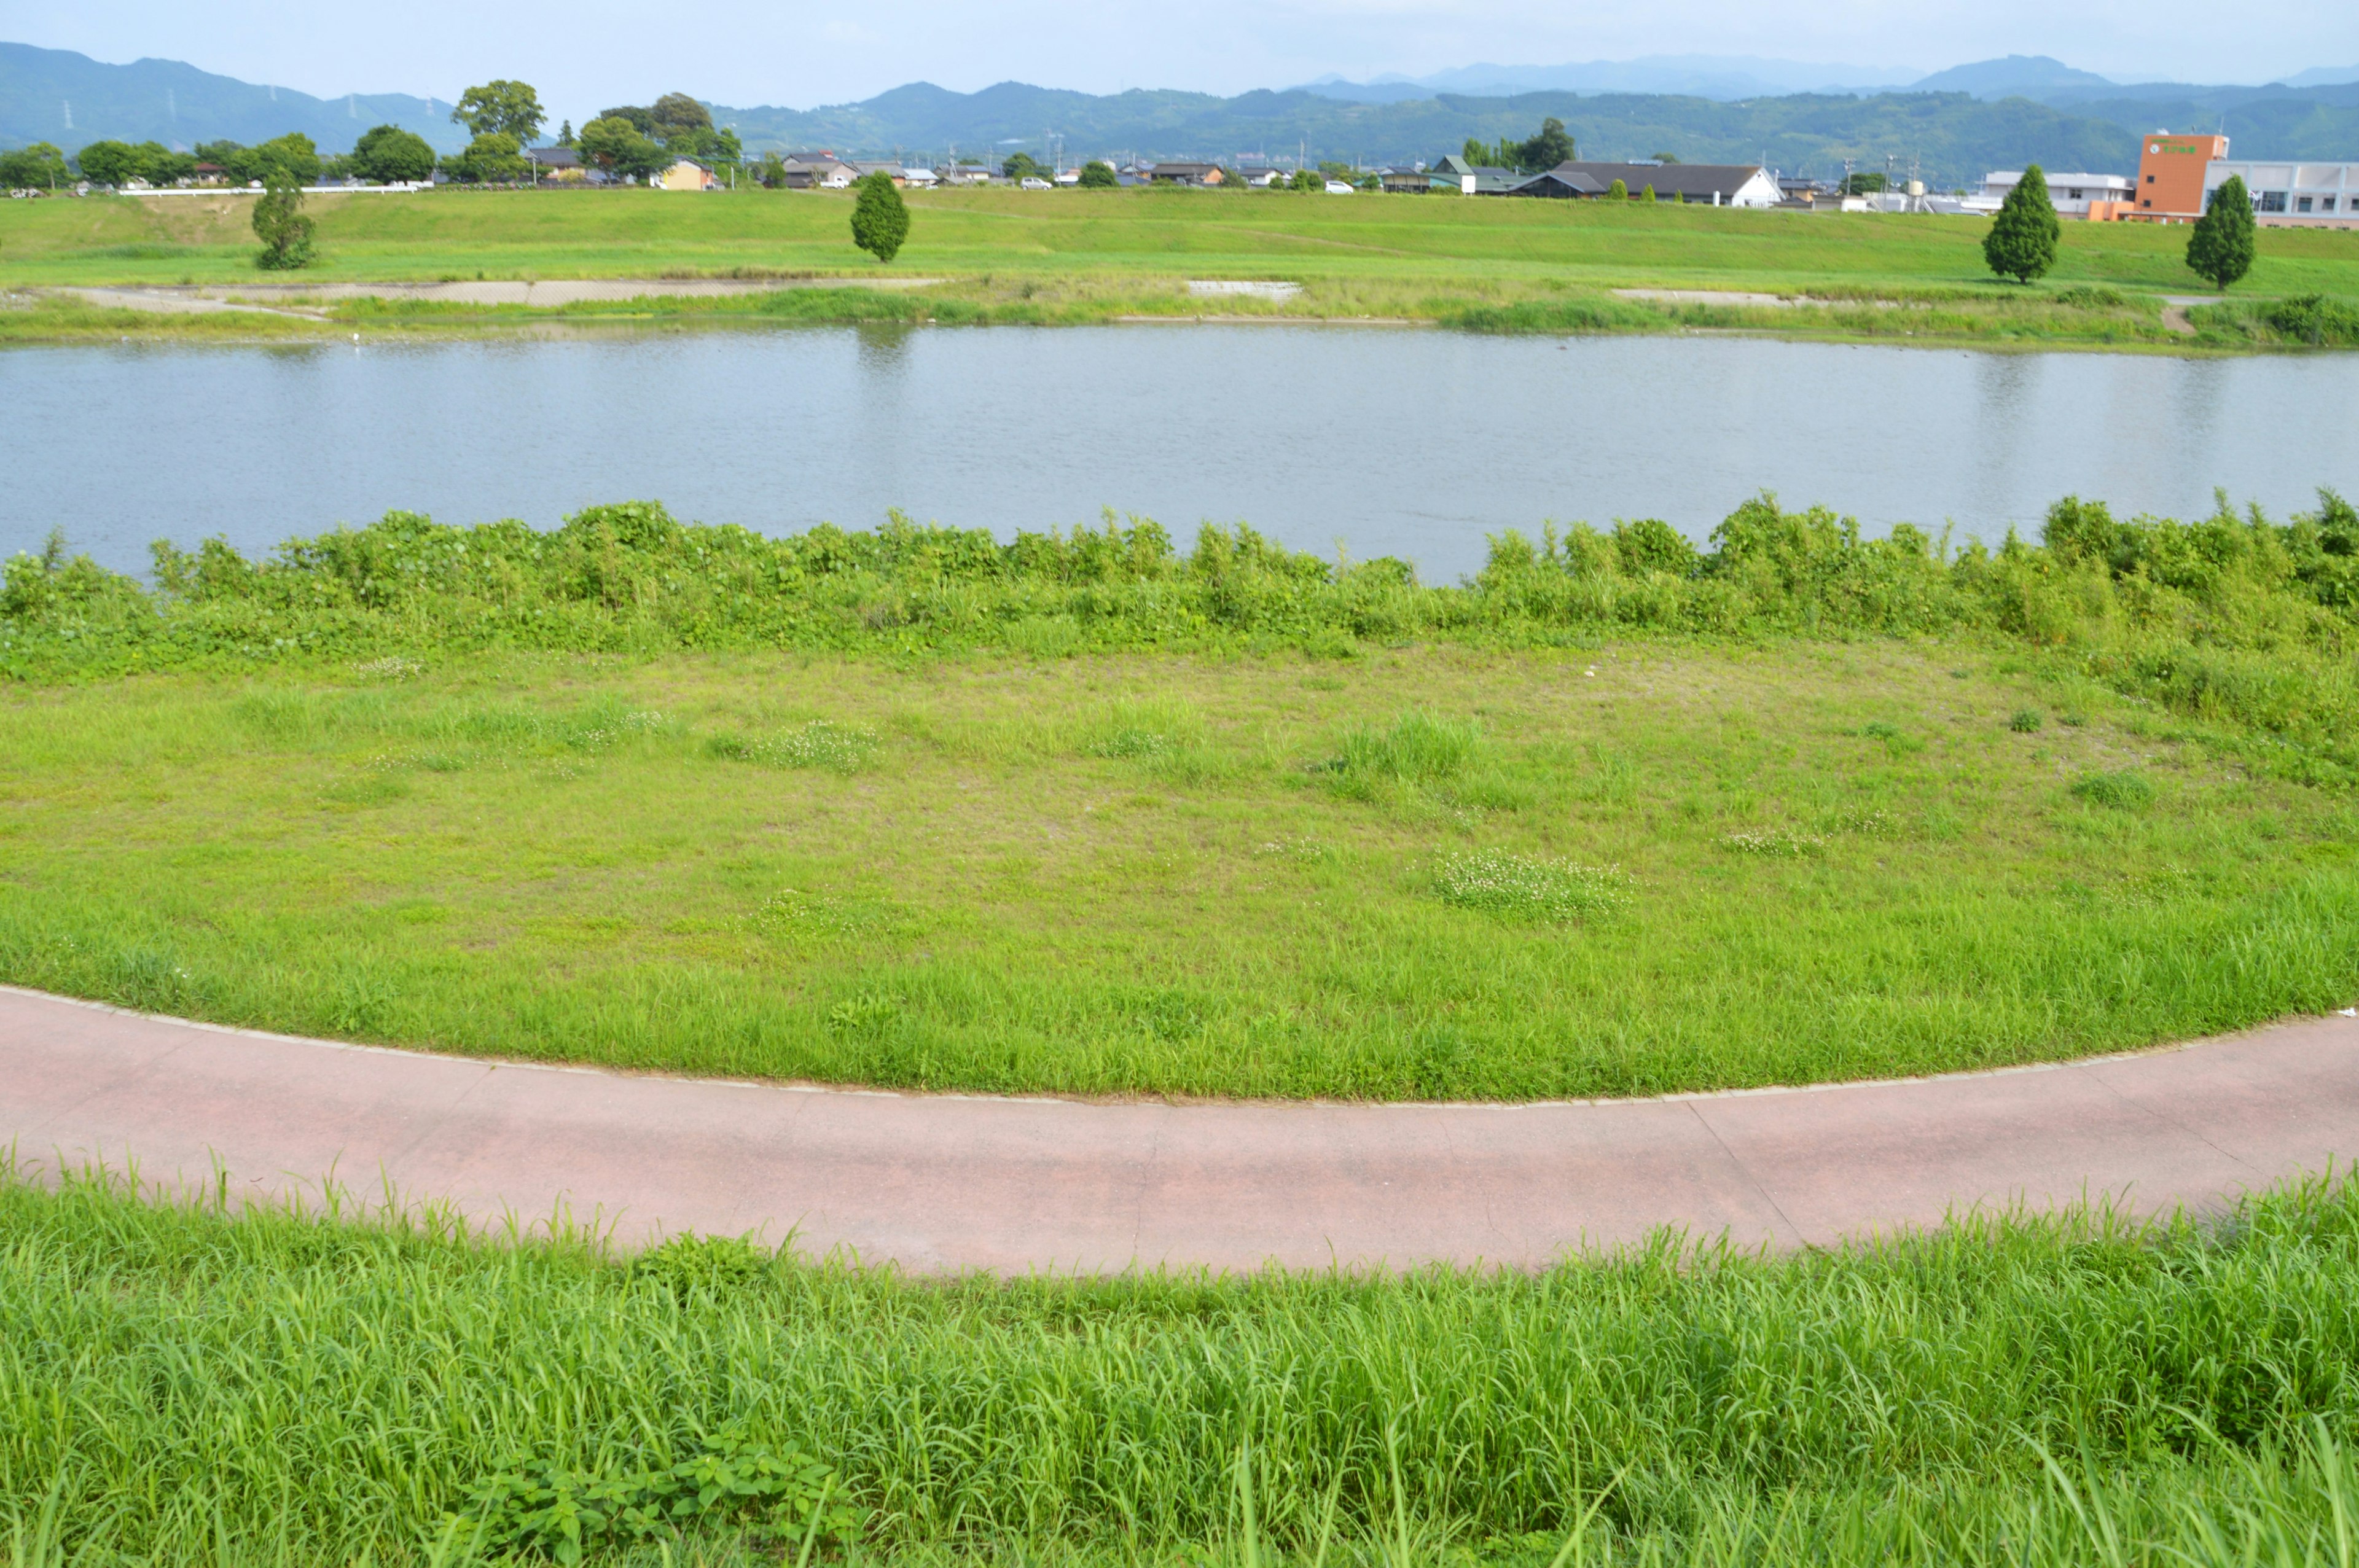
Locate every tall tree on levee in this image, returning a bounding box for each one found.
[851,171,912,263]
[1983,165,2060,283]
[2186,174,2257,291]
[1981,168,2057,284]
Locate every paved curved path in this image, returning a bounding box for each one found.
[5,985,2355,1272]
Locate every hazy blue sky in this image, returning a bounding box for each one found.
[6,0,2354,120]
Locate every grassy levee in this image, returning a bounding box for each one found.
[3,493,2357,1100]
[5,186,2357,347]
[6,1165,2359,1565]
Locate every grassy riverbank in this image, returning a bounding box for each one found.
[7,1165,2359,1566]
[4,493,2355,1100]
[4,185,2357,348]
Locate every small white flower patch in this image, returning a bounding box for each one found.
[711,720,878,774]
[1719,830,1826,858]
[1430,850,1629,922]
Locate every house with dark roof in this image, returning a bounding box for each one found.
[1146,162,1225,185]
[1506,168,1608,198]
[1426,154,1523,194]
[1504,162,1780,207]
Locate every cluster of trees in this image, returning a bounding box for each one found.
[439,79,543,185]
[573,93,739,180]
[346,125,436,184]
[0,142,69,189]
[1460,118,1576,173]
[38,132,324,190]
[6,75,792,199]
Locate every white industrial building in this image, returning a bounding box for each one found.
[2202,160,2359,225]
[1973,170,2134,217]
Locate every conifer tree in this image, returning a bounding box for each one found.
[850,171,911,263]
[2186,174,2256,291]
[1983,165,2060,283]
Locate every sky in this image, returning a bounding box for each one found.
[6,0,2355,124]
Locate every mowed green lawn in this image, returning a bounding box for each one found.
[3,642,2351,1101]
[6,184,2358,302]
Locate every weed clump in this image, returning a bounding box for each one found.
[1431,849,1629,921]
[460,1427,860,1562]
[1318,711,1480,797]
[2072,770,2156,811]
[1089,727,1170,759]
[630,1233,773,1297]
[2009,708,2044,733]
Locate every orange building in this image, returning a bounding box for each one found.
[2130,133,2230,219]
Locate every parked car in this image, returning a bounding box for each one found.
[1020,176,1053,190]
[1324,181,1356,195]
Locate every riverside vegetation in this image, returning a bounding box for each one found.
[5,1163,2359,1566]
[2,490,2357,1100]
[8,492,2359,1568]
[4,186,2357,348]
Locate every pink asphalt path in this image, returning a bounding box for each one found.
[6,985,2357,1272]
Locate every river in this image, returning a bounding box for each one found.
[6,324,2357,581]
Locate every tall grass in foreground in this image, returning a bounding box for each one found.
[6,1165,2359,1564]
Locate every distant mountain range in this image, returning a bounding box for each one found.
[6,41,2357,190]
[1298,52,2359,104]
[1293,55,1915,103]
[702,83,2149,188]
[0,41,467,155]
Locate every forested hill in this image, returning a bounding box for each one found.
[0,42,466,156]
[711,84,2140,188]
[2040,79,2359,156]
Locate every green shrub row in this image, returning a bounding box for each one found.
[6,489,2357,779]
[2188,293,2359,348]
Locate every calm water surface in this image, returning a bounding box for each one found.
[7,326,2357,580]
